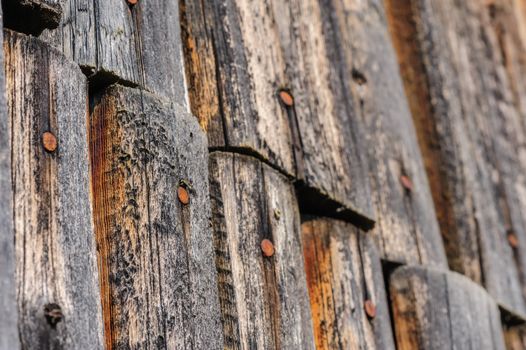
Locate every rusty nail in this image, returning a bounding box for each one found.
[42,131,57,153]
[177,186,190,205]
[278,90,294,107]
[400,175,413,192]
[364,299,376,319]
[261,239,275,257]
[508,231,519,248]
[127,0,138,5]
[44,303,63,327]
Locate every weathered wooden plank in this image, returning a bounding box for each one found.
[504,324,526,350]
[90,84,222,349]
[209,151,315,350]
[0,11,20,349]
[325,0,447,266]
[3,0,61,35]
[4,29,104,348]
[181,0,375,225]
[302,218,395,349]
[390,265,507,350]
[385,0,526,314]
[40,0,187,103]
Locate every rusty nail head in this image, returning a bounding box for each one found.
[261,239,275,257]
[279,90,294,107]
[178,186,190,205]
[400,175,413,192]
[508,232,519,248]
[44,303,63,326]
[42,131,57,153]
[364,299,376,319]
[127,0,138,4]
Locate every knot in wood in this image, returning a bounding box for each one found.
[127,0,138,5]
[508,231,519,249]
[44,303,63,327]
[400,175,413,192]
[42,131,58,153]
[364,299,376,319]
[177,186,190,205]
[278,90,294,107]
[260,239,275,257]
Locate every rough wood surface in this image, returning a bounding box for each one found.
[181,0,375,225]
[0,11,21,350]
[40,0,187,103]
[4,29,104,348]
[325,0,447,266]
[390,265,506,350]
[90,84,222,349]
[3,0,61,35]
[302,218,395,349]
[209,151,315,350]
[504,324,526,350]
[385,0,526,314]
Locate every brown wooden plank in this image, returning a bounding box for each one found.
[302,218,395,349]
[504,324,526,350]
[385,0,526,314]
[390,265,507,350]
[181,0,375,225]
[325,0,447,266]
[209,151,315,350]
[40,0,187,102]
[90,84,222,349]
[4,29,104,348]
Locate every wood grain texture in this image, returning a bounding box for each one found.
[302,218,395,350]
[90,84,222,349]
[390,265,506,350]
[4,29,104,348]
[181,0,375,224]
[385,0,526,315]
[40,0,188,103]
[325,0,447,267]
[0,12,21,350]
[504,324,526,350]
[209,151,315,350]
[3,0,61,35]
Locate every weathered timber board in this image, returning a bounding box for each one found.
[390,265,506,350]
[4,29,104,348]
[40,0,187,103]
[209,151,315,350]
[385,0,526,314]
[181,0,375,224]
[504,324,526,350]
[0,11,20,349]
[325,0,447,266]
[302,218,395,349]
[90,84,222,349]
[3,0,61,35]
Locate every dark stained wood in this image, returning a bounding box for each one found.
[302,218,395,349]
[90,84,222,349]
[209,151,315,350]
[4,29,104,348]
[390,265,506,350]
[325,0,447,267]
[385,0,526,315]
[3,0,61,35]
[40,0,187,102]
[181,0,375,225]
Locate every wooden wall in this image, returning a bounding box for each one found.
[1,0,526,348]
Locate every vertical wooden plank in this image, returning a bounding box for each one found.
[302,218,395,349]
[0,9,20,349]
[90,84,222,349]
[390,266,507,350]
[325,0,447,267]
[385,0,526,314]
[209,151,315,350]
[4,29,104,348]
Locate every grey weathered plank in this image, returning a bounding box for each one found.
[390,265,507,350]
[90,84,222,349]
[326,0,447,266]
[3,0,61,35]
[385,0,526,314]
[302,218,395,349]
[0,11,21,350]
[181,0,375,225]
[4,29,104,348]
[40,0,187,103]
[209,151,315,350]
